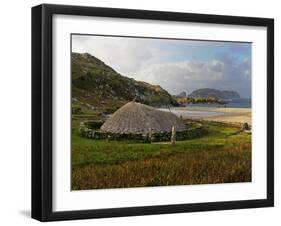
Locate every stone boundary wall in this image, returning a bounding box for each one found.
[78,120,208,143]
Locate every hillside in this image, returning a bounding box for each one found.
[72,52,178,110]
[189,88,240,99]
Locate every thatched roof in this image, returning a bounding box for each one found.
[101,101,186,134]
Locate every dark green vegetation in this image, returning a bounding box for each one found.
[72,52,178,113]
[189,88,240,99]
[72,120,251,190]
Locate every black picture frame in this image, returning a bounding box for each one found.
[32,4,274,222]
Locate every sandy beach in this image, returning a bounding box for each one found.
[161,107,251,125]
[195,107,251,125]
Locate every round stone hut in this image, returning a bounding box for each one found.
[100,101,186,134]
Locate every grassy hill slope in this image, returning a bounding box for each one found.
[72,52,178,113]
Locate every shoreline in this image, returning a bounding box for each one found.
[165,107,252,125]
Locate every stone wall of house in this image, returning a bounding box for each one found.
[78,120,207,142]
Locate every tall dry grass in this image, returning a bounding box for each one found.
[72,143,251,190]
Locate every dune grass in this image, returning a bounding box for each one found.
[71,120,251,190]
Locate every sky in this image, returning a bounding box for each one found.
[72,35,252,98]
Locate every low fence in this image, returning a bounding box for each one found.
[78,120,208,143]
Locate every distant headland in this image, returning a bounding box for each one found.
[188,88,240,99]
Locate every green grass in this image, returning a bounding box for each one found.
[71,120,251,190]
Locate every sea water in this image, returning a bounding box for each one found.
[159,98,251,118]
[185,98,251,109]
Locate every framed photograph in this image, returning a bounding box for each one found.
[32,4,274,221]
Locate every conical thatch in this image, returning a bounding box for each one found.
[101,102,186,134]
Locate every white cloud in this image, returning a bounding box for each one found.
[131,60,227,95]
[72,35,154,74]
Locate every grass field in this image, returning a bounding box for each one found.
[72,119,251,190]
